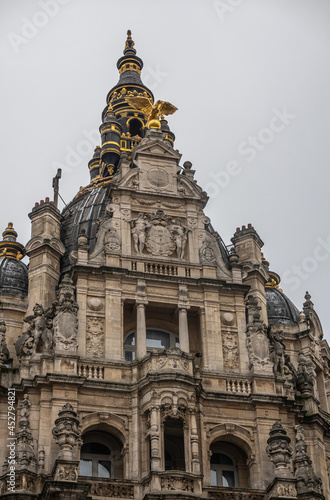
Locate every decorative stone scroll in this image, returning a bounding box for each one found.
[86,317,105,358]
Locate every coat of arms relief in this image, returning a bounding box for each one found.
[130,210,188,259]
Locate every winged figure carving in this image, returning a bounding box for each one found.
[125,96,177,128]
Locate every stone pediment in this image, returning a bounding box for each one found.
[132,139,181,162]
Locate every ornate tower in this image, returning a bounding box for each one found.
[0,31,329,500]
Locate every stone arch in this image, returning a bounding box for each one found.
[207,423,254,457]
[206,423,256,489]
[80,412,128,479]
[81,412,128,445]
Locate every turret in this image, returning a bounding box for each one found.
[99,105,122,177]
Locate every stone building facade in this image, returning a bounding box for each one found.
[0,32,329,500]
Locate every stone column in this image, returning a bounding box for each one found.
[150,406,161,471]
[136,303,147,359]
[190,410,200,473]
[136,280,148,360]
[178,285,190,353]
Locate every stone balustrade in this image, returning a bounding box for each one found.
[77,363,105,380]
[226,379,252,395]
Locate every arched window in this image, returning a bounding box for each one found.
[124,328,179,361]
[80,441,111,478]
[128,118,143,138]
[79,431,124,479]
[210,451,238,487]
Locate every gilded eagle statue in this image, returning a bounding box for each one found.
[125,96,177,129]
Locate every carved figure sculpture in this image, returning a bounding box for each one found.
[0,321,10,366]
[294,424,323,495]
[131,213,150,254]
[15,304,54,357]
[90,211,121,259]
[169,218,188,259]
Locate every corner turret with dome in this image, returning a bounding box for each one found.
[0,31,329,500]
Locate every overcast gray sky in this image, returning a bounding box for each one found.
[1,0,329,339]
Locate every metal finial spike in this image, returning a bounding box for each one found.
[127,30,132,39]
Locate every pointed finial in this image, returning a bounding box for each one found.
[124,29,136,55]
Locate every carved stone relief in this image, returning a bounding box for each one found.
[222,331,239,372]
[87,297,103,311]
[54,463,78,482]
[90,208,121,259]
[15,304,54,358]
[86,317,105,358]
[53,275,79,352]
[130,210,188,259]
[161,476,194,492]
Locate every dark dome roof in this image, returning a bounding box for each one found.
[265,287,300,325]
[0,257,28,297]
[60,185,110,274]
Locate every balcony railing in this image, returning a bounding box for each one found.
[226,379,252,395]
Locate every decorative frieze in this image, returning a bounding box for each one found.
[89,481,134,498]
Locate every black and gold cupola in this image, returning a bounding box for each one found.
[79,31,176,196]
[102,30,154,139]
[0,223,25,260]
